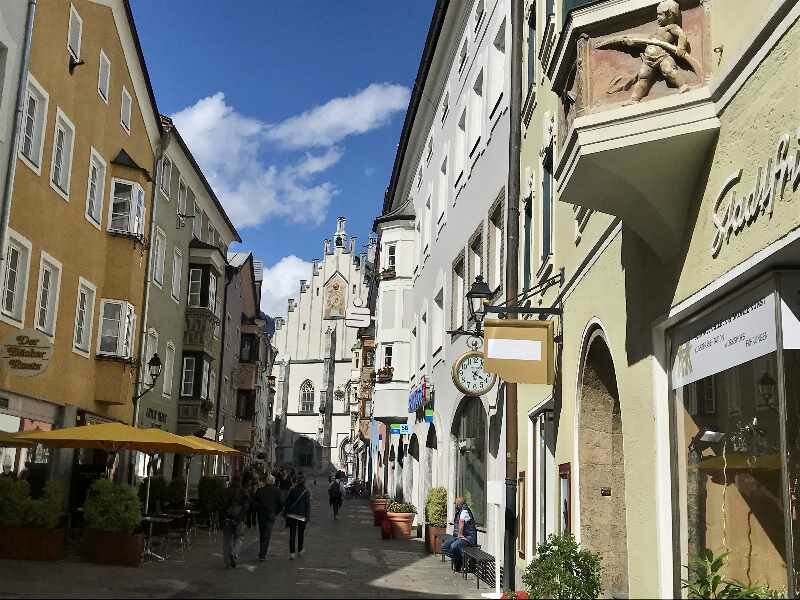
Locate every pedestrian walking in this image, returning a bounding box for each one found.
[283,474,311,560]
[278,467,292,501]
[253,474,284,561]
[220,477,249,569]
[328,476,343,519]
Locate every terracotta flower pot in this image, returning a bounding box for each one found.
[82,529,144,567]
[0,527,65,561]
[425,525,446,554]
[386,511,415,540]
[374,509,387,526]
[371,498,389,513]
[380,519,393,539]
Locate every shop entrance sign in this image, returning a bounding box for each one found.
[0,329,53,377]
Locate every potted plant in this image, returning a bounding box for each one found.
[376,366,394,383]
[682,549,783,599]
[370,493,390,525]
[0,479,65,561]
[424,486,448,553]
[522,533,602,600]
[82,479,143,566]
[385,501,417,540]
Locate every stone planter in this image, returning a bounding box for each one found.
[0,527,65,561]
[82,529,144,567]
[386,511,415,540]
[425,525,446,554]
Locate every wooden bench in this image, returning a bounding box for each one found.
[463,546,503,589]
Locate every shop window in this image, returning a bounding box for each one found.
[453,397,487,526]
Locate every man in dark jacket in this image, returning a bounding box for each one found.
[221,477,249,569]
[254,474,284,561]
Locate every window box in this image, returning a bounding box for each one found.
[380,267,396,281]
[376,366,394,384]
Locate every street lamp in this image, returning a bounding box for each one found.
[147,353,163,386]
[466,275,493,332]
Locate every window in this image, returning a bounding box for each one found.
[354,351,360,370]
[455,110,466,184]
[452,255,465,329]
[469,230,483,287]
[35,253,62,337]
[424,196,432,254]
[454,397,488,526]
[188,268,202,307]
[171,249,182,301]
[527,8,537,93]
[178,180,187,216]
[145,329,158,375]
[152,228,166,286]
[181,356,195,396]
[489,20,506,115]
[208,272,217,312]
[387,244,396,269]
[73,278,96,353]
[458,40,468,73]
[50,109,75,198]
[200,360,210,400]
[432,289,444,354]
[67,5,82,61]
[120,86,132,133]
[1,232,31,324]
[108,179,145,237]
[20,75,48,171]
[469,71,484,156]
[97,50,110,102]
[541,148,554,264]
[85,149,106,227]
[162,343,175,397]
[489,201,504,291]
[300,380,314,413]
[384,344,393,368]
[438,157,447,225]
[425,135,433,164]
[441,91,449,124]
[97,299,135,357]
[192,201,201,239]
[160,157,172,196]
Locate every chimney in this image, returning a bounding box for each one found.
[349,236,357,254]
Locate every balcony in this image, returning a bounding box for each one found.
[236,362,258,391]
[177,399,215,436]
[548,0,719,260]
[230,419,254,447]
[183,307,218,356]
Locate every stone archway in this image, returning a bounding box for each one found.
[578,333,628,598]
[408,434,420,513]
[293,436,314,468]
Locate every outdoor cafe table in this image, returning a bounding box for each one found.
[141,515,174,562]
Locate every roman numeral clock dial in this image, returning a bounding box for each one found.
[452,350,497,396]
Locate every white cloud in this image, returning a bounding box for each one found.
[266,83,410,149]
[260,255,314,318]
[171,84,408,230]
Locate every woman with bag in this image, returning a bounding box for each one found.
[283,474,311,560]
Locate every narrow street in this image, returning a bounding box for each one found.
[0,490,483,599]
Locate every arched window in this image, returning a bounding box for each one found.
[300,380,314,413]
[453,397,487,526]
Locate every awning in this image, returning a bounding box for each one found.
[0,431,33,447]
[15,423,205,454]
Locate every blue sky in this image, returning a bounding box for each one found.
[130,1,433,316]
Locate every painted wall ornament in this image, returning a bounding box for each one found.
[323,275,347,320]
[598,0,697,104]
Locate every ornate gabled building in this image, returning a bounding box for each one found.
[273,217,369,475]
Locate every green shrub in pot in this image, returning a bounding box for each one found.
[197,476,226,515]
[522,533,602,600]
[84,479,141,534]
[0,478,31,527]
[25,481,64,530]
[387,501,417,514]
[425,487,448,527]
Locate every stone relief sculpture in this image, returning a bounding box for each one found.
[598,0,699,104]
[323,276,346,320]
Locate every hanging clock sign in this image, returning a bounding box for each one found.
[452,350,497,396]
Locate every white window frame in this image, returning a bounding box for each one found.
[34,251,63,338]
[72,276,96,357]
[384,344,393,368]
[452,255,465,329]
[162,342,176,398]
[0,229,33,328]
[85,147,106,229]
[181,356,195,397]
[386,244,396,269]
[152,227,166,287]
[171,248,183,302]
[96,299,136,358]
[188,268,202,307]
[160,156,172,197]
[120,86,132,134]
[97,49,110,103]
[469,70,484,158]
[67,4,83,62]
[489,19,507,118]
[49,107,76,201]
[107,178,145,237]
[538,145,555,274]
[177,178,187,216]
[208,271,217,312]
[200,360,210,400]
[437,154,448,232]
[19,74,49,174]
[454,108,466,187]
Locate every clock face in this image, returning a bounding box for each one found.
[453,351,496,396]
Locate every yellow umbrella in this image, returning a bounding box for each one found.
[183,435,240,455]
[0,431,33,447]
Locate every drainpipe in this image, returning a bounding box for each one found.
[503,0,523,591]
[0,0,37,269]
[213,264,232,473]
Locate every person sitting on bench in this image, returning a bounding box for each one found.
[441,496,477,572]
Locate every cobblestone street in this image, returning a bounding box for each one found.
[0,490,485,598]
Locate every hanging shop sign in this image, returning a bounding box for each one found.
[0,328,53,377]
[424,408,434,423]
[711,127,800,258]
[345,298,373,329]
[408,377,433,412]
[483,319,554,385]
[671,283,777,390]
[390,423,409,435]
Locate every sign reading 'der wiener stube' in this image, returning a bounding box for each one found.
[0,328,54,377]
[671,285,776,390]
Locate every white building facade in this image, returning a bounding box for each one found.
[372,0,511,555]
[274,217,369,475]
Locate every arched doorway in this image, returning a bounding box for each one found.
[396,439,405,501]
[578,333,628,598]
[293,436,314,468]
[452,397,488,526]
[408,434,420,514]
[424,424,437,506]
